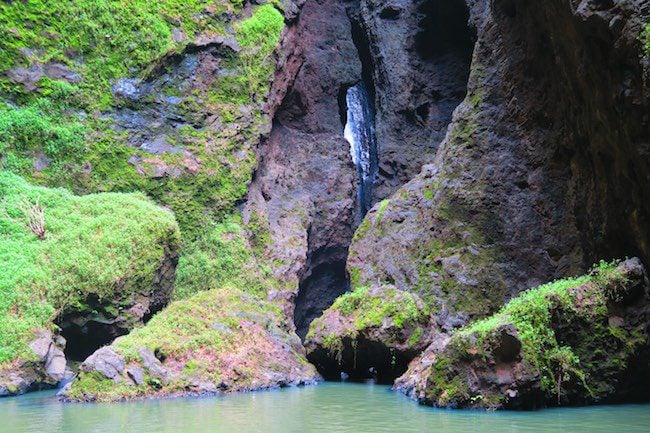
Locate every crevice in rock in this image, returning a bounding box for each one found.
[349,18,376,100]
[285,0,381,339]
[343,81,378,216]
[415,0,476,60]
[294,250,350,339]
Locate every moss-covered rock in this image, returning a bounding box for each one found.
[0,2,286,236]
[394,258,650,409]
[63,288,319,402]
[0,172,180,395]
[305,285,435,382]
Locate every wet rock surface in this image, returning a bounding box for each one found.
[305,285,436,382]
[351,0,476,200]
[244,0,362,337]
[394,259,650,409]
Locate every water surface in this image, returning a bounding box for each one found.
[2,382,649,433]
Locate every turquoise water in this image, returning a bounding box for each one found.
[1,382,649,433]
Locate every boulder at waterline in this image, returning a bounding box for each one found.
[394,258,650,409]
[63,288,319,402]
[305,285,436,382]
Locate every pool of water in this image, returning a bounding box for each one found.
[1,382,649,433]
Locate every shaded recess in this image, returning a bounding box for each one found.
[294,256,350,339]
[415,0,475,60]
[58,316,129,362]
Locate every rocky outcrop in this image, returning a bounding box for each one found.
[63,288,319,402]
[395,258,650,409]
[305,285,435,382]
[244,0,362,337]
[56,240,178,362]
[0,331,71,397]
[0,173,180,396]
[347,0,649,332]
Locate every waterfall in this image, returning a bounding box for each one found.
[344,81,378,216]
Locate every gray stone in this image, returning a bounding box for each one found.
[171,28,186,43]
[127,366,146,386]
[111,78,142,100]
[33,153,50,171]
[81,347,125,379]
[137,347,170,383]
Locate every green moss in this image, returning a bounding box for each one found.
[67,287,309,401]
[1,2,285,239]
[429,260,636,406]
[0,96,87,173]
[1,2,291,314]
[173,216,273,300]
[245,209,272,257]
[65,371,139,402]
[332,286,429,330]
[210,4,284,106]
[640,23,650,58]
[375,199,390,224]
[0,0,237,109]
[308,286,431,360]
[0,172,180,364]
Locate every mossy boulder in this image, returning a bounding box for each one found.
[63,288,319,402]
[394,258,650,409]
[305,285,435,382]
[0,172,180,395]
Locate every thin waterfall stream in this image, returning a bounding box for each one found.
[343,81,378,216]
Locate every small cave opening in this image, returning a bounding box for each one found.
[307,336,419,384]
[57,314,129,362]
[415,0,476,60]
[294,258,350,340]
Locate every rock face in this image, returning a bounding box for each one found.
[395,258,650,409]
[351,0,477,200]
[347,0,649,332]
[0,331,70,397]
[244,0,362,338]
[63,289,319,402]
[305,285,436,382]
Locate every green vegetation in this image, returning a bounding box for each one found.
[0,172,179,364]
[0,1,285,235]
[0,0,240,108]
[375,199,390,224]
[115,288,282,361]
[641,23,650,57]
[333,286,429,330]
[173,217,274,300]
[66,287,312,402]
[427,260,642,407]
[307,286,432,359]
[0,1,288,314]
[212,4,284,105]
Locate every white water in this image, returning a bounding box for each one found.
[344,82,377,215]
